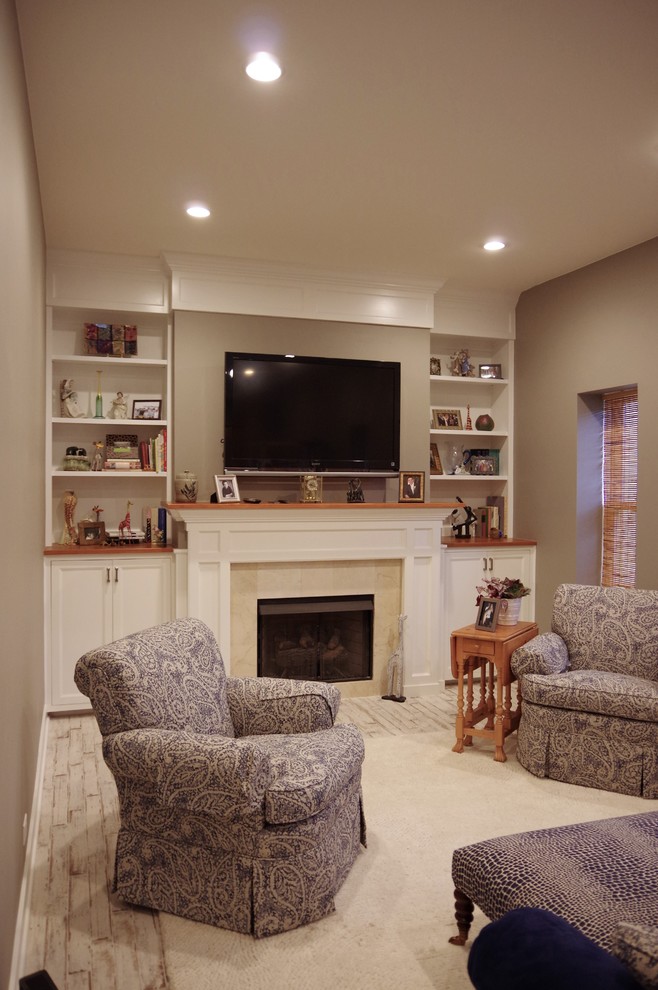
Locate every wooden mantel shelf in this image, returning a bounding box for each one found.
[165,501,460,511]
[442,537,537,547]
[44,544,174,556]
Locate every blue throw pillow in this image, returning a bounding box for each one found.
[468,908,641,990]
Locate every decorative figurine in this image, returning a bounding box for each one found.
[61,490,78,545]
[91,504,104,523]
[118,500,134,539]
[382,614,407,703]
[465,403,473,430]
[91,440,104,471]
[108,391,128,419]
[450,349,475,377]
[60,379,86,418]
[450,496,477,539]
[347,478,365,502]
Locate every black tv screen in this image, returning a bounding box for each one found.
[224,352,400,473]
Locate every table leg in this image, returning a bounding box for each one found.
[453,657,465,753]
[493,668,507,762]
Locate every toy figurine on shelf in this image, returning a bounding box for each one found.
[91,505,104,524]
[347,478,365,502]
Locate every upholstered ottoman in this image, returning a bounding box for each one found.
[449,811,658,959]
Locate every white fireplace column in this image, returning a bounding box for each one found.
[167,502,455,696]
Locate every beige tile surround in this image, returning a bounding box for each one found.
[230,559,403,697]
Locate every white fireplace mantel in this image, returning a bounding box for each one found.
[168,502,456,696]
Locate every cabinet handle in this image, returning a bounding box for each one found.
[114,567,119,583]
[489,557,494,571]
[106,567,110,583]
[482,557,488,572]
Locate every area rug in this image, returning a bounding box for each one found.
[160,730,654,990]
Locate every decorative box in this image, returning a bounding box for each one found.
[84,322,138,357]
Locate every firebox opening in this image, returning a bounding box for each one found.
[257,594,374,683]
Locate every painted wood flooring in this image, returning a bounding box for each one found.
[21,690,457,989]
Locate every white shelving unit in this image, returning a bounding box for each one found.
[45,255,172,545]
[429,331,514,532]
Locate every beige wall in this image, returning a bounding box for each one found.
[515,237,658,630]
[0,0,46,980]
[173,310,429,503]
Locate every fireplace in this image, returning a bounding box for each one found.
[258,594,374,683]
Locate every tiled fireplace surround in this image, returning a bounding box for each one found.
[169,503,454,697]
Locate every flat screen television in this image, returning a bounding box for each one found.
[224,351,400,473]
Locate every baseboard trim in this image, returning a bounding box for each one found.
[8,707,50,990]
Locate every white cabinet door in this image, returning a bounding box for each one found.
[440,545,536,680]
[112,556,172,639]
[50,559,113,708]
[49,554,173,709]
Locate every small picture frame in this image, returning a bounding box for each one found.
[475,597,501,631]
[399,471,425,502]
[430,355,442,376]
[479,364,503,380]
[432,408,463,430]
[470,455,497,476]
[132,399,162,420]
[215,474,241,502]
[430,443,443,474]
[78,521,106,546]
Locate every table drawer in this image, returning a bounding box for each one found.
[461,638,495,657]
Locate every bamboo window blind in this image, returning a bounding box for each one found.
[601,387,637,588]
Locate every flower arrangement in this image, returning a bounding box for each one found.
[476,576,531,606]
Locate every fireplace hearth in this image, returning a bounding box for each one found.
[258,594,374,683]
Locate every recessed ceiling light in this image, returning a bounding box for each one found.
[186,204,210,218]
[246,51,282,82]
[483,240,506,251]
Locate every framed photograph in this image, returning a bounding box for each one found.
[432,408,463,431]
[479,364,503,380]
[430,355,442,376]
[470,455,497,476]
[214,474,241,502]
[399,471,425,502]
[78,520,106,546]
[475,597,501,631]
[430,443,443,474]
[132,399,162,420]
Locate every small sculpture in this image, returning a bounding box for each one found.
[118,500,134,539]
[382,614,407,703]
[347,478,365,502]
[108,391,128,419]
[91,440,104,471]
[465,404,473,430]
[450,496,477,539]
[61,490,78,545]
[60,379,86,418]
[450,349,475,377]
[91,504,104,523]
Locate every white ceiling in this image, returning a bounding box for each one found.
[16,0,658,296]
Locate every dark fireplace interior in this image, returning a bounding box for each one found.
[258,594,374,683]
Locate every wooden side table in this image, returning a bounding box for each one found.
[451,620,538,762]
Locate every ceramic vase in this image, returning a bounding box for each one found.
[175,471,198,502]
[498,598,522,626]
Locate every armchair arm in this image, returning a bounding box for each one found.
[511,632,569,678]
[102,728,271,819]
[226,676,339,737]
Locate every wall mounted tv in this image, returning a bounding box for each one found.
[224,351,400,473]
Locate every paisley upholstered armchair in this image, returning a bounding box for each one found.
[75,617,366,937]
[511,584,658,798]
